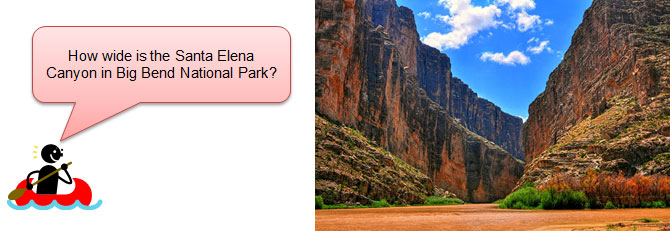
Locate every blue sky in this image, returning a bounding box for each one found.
[396,0,593,120]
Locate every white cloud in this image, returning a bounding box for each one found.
[544,19,554,25]
[418,11,432,19]
[480,50,530,65]
[516,10,541,32]
[496,0,544,32]
[527,40,551,54]
[496,0,535,11]
[421,0,501,50]
[527,37,539,43]
[501,22,515,30]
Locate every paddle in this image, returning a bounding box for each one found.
[7,162,72,200]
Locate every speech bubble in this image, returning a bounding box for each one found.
[32,26,291,141]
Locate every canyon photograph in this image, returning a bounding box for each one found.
[315,0,670,230]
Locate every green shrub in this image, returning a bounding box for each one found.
[370,199,391,208]
[323,204,349,209]
[501,185,589,210]
[424,196,464,206]
[640,201,665,208]
[587,197,601,209]
[604,201,617,209]
[652,201,666,208]
[635,218,659,223]
[492,199,504,204]
[513,201,526,209]
[540,188,586,209]
[522,182,535,188]
[322,190,336,205]
[316,196,324,209]
[501,186,542,209]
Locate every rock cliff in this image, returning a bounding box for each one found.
[520,0,670,187]
[315,115,433,205]
[448,77,525,160]
[315,0,524,202]
[363,0,525,160]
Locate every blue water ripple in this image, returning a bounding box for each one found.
[7,200,103,210]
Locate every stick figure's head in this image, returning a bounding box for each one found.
[41,144,63,163]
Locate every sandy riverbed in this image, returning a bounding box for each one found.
[316,204,670,230]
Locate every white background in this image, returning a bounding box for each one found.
[0,0,314,230]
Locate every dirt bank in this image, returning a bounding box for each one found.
[315,204,670,230]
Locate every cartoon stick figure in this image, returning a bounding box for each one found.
[25,144,72,194]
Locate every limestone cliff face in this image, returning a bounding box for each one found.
[448,78,525,160]
[316,115,433,205]
[315,0,524,202]
[520,0,670,187]
[524,0,670,164]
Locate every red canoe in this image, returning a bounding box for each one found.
[14,178,92,206]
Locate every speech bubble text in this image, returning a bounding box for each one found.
[32,26,291,140]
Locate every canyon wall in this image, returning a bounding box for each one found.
[316,115,434,205]
[362,1,525,160]
[315,0,524,202]
[520,0,670,187]
[524,0,670,164]
[448,77,525,160]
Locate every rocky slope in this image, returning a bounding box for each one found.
[520,0,670,187]
[315,0,524,202]
[315,115,433,205]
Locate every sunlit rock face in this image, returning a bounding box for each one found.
[520,0,670,188]
[316,0,524,202]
